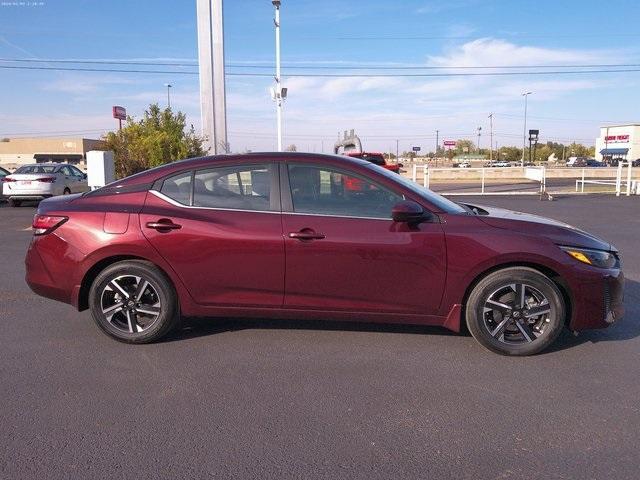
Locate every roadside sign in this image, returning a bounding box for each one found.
[112,106,126,120]
[443,140,456,147]
[412,146,421,152]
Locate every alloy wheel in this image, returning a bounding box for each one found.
[100,275,162,334]
[482,283,553,344]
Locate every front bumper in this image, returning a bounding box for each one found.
[570,268,624,331]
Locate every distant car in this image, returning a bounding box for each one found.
[633,159,640,167]
[494,161,512,168]
[2,163,89,207]
[345,152,402,174]
[454,162,471,168]
[570,158,605,168]
[0,166,10,202]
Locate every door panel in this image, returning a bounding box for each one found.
[141,193,284,307]
[283,215,446,314]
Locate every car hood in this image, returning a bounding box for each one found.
[464,203,614,251]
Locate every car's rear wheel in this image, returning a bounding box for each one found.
[8,198,21,207]
[465,267,565,356]
[89,260,179,343]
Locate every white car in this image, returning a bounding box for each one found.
[2,163,89,207]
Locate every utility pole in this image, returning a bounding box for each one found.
[396,139,399,160]
[435,129,439,157]
[477,126,482,153]
[271,0,286,152]
[521,91,532,166]
[488,113,493,161]
[196,0,228,154]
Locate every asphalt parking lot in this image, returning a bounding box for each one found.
[1,195,639,480]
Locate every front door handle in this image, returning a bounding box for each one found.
[146,219,182,231]
[288,229,325,241]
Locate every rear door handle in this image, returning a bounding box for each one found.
[288,229,325,241]
[146,219,182,231]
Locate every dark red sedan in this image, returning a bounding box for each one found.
[25,153,624,355]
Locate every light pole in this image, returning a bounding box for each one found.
[521,91,532,167]
[477,126,482,153]
[435,129,439,157]
[271,0,286,152]
[488,113,493,161]
[164,83,172,108]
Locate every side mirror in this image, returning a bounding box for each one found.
[397,163,404,168]
[392,200,428,224]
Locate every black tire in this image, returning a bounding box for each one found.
[63,188,71,195]
[465,267,565,356]
[88,260,179,343]
[8,198,21,207]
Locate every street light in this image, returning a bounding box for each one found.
[164,83,172,108]
[477,126,482,153]
[521,91,532,167]
[271,0,285,152]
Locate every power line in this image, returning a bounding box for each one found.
[2,58,640,70]
[2,64,640,77]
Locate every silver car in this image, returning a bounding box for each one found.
[2,163,89,207]
[0,166,9,202]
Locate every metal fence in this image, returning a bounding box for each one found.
[409,163,639,197]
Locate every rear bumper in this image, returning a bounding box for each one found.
[25,239,73,304]
[7,194,53,200]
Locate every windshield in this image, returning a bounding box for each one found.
[15,165,58,174]
[364,163,466,214]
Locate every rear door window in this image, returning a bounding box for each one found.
[193,164,276,211]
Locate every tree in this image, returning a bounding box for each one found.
[497,146,522,163]
[455,139,475,154]
[285,144,297,152]
[103,104,206,178]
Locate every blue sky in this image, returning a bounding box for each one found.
[0,0,639,153]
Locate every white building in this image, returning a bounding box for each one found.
[595,124,640,162]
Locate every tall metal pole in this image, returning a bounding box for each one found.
[196,0,228,154]
[273,0,283,152]
[521,92,532,167]
[396,139,399,159]
[477,126,482,153]
[165,83,172,108]
[435,129,439,157]
[488,113,493,161]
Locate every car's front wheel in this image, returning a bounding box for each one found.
[88,260,179,343]
[466,267,566,356]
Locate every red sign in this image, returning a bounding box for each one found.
[605,135,629,142]
[443,140,456,147]
[112,106,126,120]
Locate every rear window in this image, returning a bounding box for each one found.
[14,165,57,174]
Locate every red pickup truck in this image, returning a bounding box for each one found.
[346,152,402,174]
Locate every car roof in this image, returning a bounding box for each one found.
[92,152,373,192]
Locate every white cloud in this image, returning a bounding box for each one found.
[428,38,615,67]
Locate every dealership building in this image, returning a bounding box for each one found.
[0,137,105,171]
[595,124,640,162]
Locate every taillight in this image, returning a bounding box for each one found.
[37,177,57,183]
[3,176,16,182]
[32,215,68,235]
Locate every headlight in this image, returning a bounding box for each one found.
[559,246,620,269]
